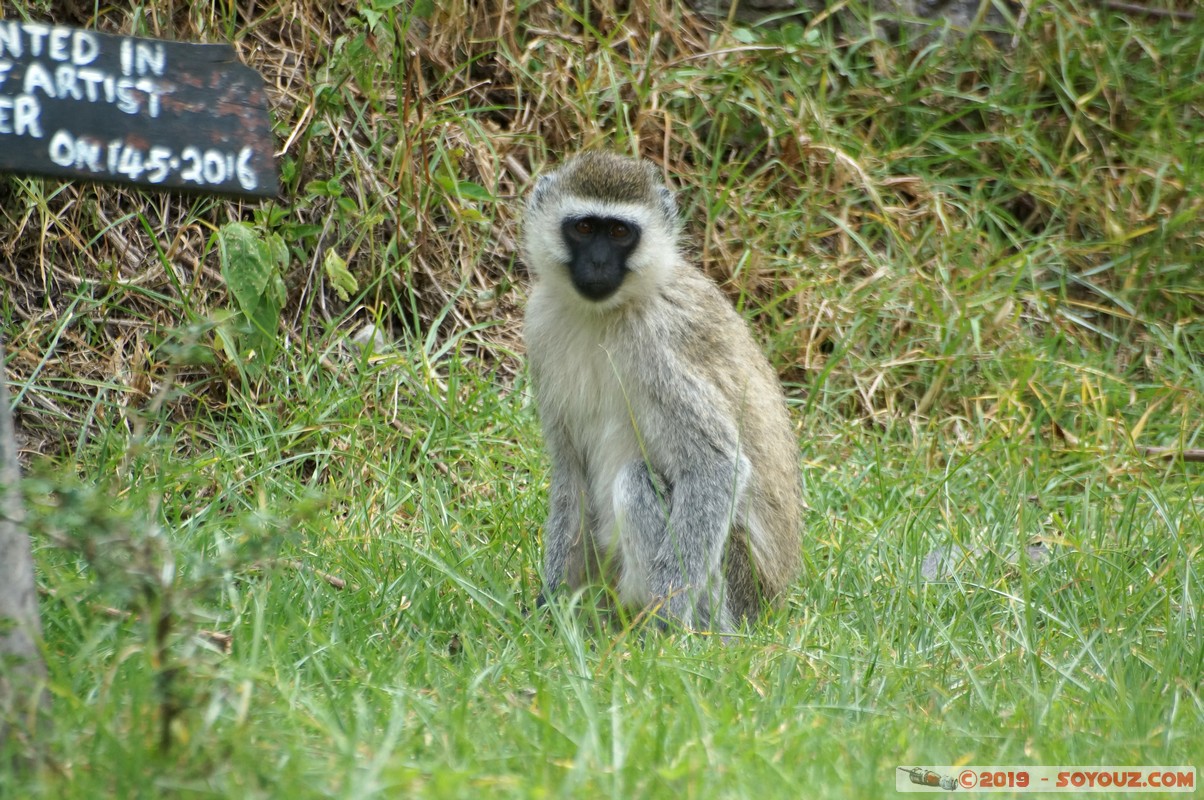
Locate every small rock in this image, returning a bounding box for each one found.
[350,323,389,354]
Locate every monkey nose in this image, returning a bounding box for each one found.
[571,260,624,301]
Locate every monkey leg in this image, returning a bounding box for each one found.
[613,460,734,633]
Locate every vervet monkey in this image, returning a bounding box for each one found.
[522,152,801,634]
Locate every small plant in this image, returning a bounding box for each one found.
[214,221,288,377]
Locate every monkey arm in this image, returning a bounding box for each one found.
[655,454,746,631]
[616,451,744,632]
[634,357,747,631]
[535,416,587,607]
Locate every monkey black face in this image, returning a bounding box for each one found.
[560,216,641,302]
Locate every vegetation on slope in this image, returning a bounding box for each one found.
[1,1,1200,797]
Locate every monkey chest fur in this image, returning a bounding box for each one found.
[530,313,652,555]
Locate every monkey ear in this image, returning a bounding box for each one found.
[530,174,556,208]
[657,185,679,226]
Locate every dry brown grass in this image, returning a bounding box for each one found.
[0,2,721,444]
[2,0,1201,454]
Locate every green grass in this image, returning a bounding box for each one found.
[2,0,1202,797]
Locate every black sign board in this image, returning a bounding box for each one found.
[0,22,276,197]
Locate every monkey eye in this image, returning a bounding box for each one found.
[608,222,630,239]
[574,219,594,236]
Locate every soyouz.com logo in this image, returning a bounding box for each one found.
[897,766,1196,792]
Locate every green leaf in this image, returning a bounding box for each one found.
[266,233,289,274]
[323,250,359,302]
[218,222,273,307]
[245,290,282,344]
[217,222,288,359]
[305,179,343,198]
[434,175,494,207]
[454,181,494,203]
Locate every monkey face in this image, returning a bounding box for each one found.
[560,215,642,301]
[521,153,682,311]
